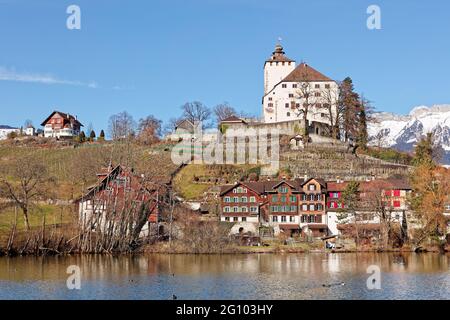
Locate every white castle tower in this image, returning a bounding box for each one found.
[263,43,296,95]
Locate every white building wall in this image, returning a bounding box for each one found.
[263,81,339,124]
[0,128,20,140]
[264,61,296,94]
[221,216,259,223]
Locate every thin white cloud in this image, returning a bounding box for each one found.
[0,66,98,88]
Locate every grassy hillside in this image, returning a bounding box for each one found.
[0,140,178,200]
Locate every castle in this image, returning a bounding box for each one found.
[222,43,339,139]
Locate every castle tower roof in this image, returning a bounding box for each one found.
[266,43,295,63]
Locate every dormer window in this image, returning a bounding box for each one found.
[308,184,316,191]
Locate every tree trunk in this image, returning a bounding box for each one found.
[22,207,30,231]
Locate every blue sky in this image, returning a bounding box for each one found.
[1,0,449,133]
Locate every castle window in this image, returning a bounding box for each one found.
[314,92,321,97]
[268,103,273,107]
[316,103,322,108]
[287,112,291,117]
[315,84,320,89]
[325,84,331,89]
[321,113,325,118]
[282,84,287,88]
[268,97,272,101]
[289,94,294,98]
[292,84,297,88]
[285,103,289,108]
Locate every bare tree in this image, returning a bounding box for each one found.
[163,117,182,136]
[0,156,53,231]
[213,102,237,123]
[137,115,162,145]
[108,111,136,140]
[181,101,211,127]
[292,67,320,141]
[321,85,342,139]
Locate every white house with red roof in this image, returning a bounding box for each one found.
[262,43,339,129]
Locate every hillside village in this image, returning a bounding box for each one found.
[1,43,449,255]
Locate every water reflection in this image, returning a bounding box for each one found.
[0,253,449,300]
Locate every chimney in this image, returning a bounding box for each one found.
[304,172,308,181]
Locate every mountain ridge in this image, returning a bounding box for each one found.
[368,104,450,164]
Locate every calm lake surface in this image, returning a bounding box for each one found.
[0,253,449,300]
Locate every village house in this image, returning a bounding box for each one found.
[41,111,83,139]
[220,177,329,238]
[219,177,413,240]
[77,165,168,237]
[326,178,412,240]
[0,125,20,140]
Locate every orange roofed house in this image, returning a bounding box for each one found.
[41,110,83,139]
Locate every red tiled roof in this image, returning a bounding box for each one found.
[327,178,411,192]
[307,223,328,230]
[221,115,245,123]
[40,110,83,127]
[282,63,333,82]
[279,224,300,230]
[220,178,307,196]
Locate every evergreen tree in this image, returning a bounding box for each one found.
[99,129,106,141]
[339,77,360,143]
[78,131,86,143]
[412,132,435,167]
[89,130,96,142]
[355,96,372,151]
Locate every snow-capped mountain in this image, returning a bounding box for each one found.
[368,105,450,164]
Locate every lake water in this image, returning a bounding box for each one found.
[0,253,449,300]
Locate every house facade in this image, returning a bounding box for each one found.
[41,111,83,139]
[262,43,339,131]
[220,178,329,237]
[219,182,266,223]
[220,177,412,239]
[326,178,412,238]
[0,125,20,140]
